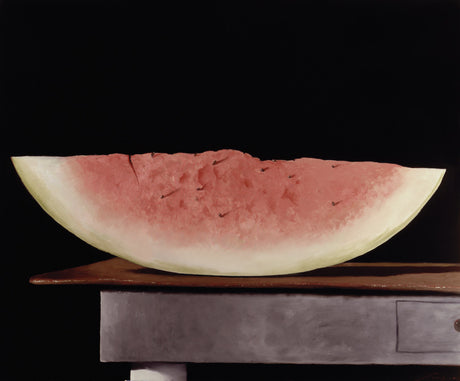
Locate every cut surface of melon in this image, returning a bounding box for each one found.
[12,150,445,276]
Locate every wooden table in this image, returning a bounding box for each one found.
[31,258,460,381]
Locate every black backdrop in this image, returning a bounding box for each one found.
[1,0,459,380]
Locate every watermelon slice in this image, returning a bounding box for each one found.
[12,150,445,276]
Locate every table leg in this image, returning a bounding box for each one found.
[129,362,187,381]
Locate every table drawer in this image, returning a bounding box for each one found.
[397,301,460,353]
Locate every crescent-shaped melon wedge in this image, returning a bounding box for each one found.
[12,150,445,276]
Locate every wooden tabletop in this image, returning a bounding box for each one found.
[29,257,460,294]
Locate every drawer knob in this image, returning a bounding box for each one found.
[455,319,460,332]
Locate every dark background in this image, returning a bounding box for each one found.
[1,0,459,380]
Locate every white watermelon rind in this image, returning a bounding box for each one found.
[12,155,445,276]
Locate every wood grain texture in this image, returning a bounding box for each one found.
[30,258,460,294]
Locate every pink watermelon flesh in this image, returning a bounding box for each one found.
[12,150,445,276]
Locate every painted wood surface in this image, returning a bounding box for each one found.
[397,301,460,353]
[129,363,186,381]
[100,291,460,365]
